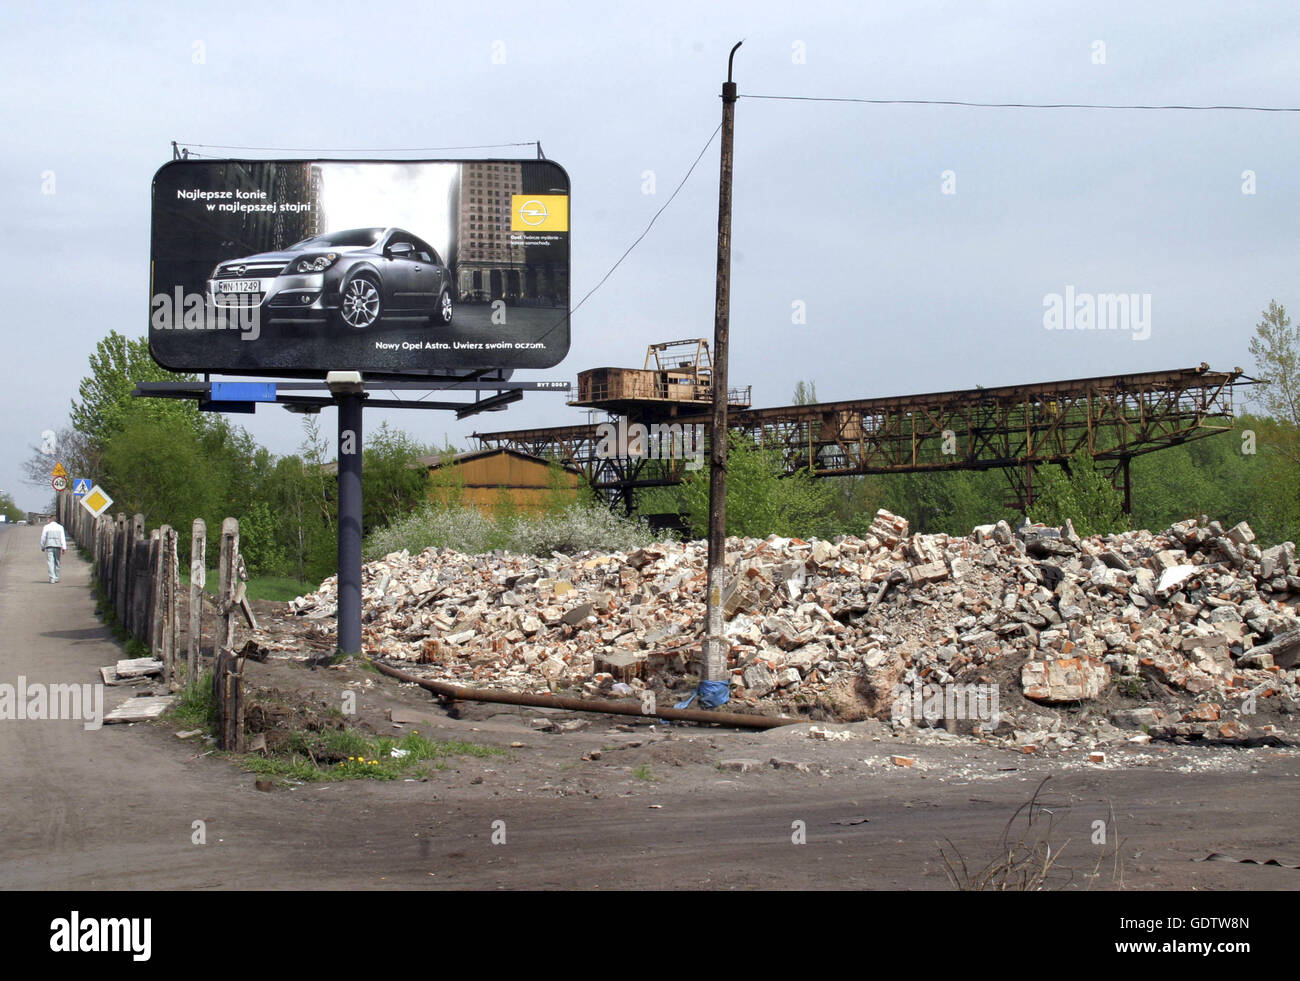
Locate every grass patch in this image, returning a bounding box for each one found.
[168,671,217,732]
[632,763,654,781]
[179,569,316,603]
[236,727,505,783]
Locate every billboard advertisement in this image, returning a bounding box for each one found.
[150,159,570,377]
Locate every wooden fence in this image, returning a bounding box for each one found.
[57,493,252,749]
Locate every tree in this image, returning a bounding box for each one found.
[256,452,339,583]
[1246,299,1300,484]
[679,432,836,539]
[362,422,430,529]
[542,455,578,515]
[299,416,336,535]
[878,469,1014,536]
[21,427,102,491]
[1027,449,1127,536]
[426,444,465,510]
[792,379,819,405]
[1249,300,1300,427]
[0,491,24,523]
[69,331,200,440]
[100,415,222,530]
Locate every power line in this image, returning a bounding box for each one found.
[742,94,1300,112]
[436,121,723,394]
[568,122,722,321]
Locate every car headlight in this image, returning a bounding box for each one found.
[292,253,338,273]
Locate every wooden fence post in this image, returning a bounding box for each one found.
[128,520,150,643]
[99,515,112,585]
[166,527,180,688]
[151,526,168,663]
[217,518,239,655]
[113,514,129,624]
[212,518,244,751]
[189,519,206,685]
[211,647,246,752]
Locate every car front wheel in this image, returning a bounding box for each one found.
[339,275,381,329]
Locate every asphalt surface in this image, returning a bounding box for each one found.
[1,524,1299,891]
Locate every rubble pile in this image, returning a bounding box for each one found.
[278,511,1300,742]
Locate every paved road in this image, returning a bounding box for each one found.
[1,527,1299,891]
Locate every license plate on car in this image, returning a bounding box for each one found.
[217,279,262,294]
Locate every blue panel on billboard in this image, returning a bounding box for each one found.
[211,382,277,402]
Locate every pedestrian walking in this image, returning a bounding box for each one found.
[40,515,67,583]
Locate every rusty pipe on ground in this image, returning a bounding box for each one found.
[369,660,799,730]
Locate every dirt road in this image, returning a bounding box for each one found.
[1,525,1298,890]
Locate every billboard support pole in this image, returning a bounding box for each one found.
[330,373,366,657]
[700,41,742,701]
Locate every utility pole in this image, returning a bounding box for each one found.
[699,41,742,704]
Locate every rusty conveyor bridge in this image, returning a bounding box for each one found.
[474,363,1244,512]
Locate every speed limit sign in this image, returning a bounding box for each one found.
[51,475,68,492]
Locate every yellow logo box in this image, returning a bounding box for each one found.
[510,194,569,232]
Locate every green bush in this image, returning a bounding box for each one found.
[678,432,838,540]
[505,503,656,555]
[1027,448,1128,537]
[363,502,656,559]
[364,505,496,558]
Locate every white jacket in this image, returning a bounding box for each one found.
[40,522,67,550]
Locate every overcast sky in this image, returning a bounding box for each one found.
[3,1,1297,510]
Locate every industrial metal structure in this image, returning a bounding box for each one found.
[475,347,1244,513]
[572,339,751,415]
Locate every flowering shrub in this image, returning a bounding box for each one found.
[363,502,657,559]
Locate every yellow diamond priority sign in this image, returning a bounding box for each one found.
[79,484,113,518]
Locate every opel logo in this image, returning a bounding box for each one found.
[234,265,246,275]
[517,199,548,226]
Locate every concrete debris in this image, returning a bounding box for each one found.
[1021,657,1111,703]
[102,695,175,724]
[769,758,812,773]
[270,511,1300,749]
[114,657,164,678]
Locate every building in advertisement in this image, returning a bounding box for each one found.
[519,163,569,307]
[307,164,326,239]
[454,161,526,302]
[224,161,318,254]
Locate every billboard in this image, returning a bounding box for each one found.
[150,159,570,377]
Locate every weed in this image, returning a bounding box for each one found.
[234,727,504,783]
[168,671,217,732]
[1115,676,1144,699]
[936,777,1126,891]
